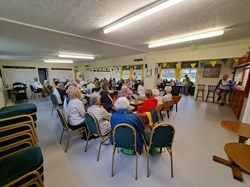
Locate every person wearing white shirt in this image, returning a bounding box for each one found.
[137,81,145,98]
[86,80,96,94]
[151,88,162,105]
[162,86,173,102]
[32,77,46,96]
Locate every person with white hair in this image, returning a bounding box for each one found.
[162,86,173,102]
[110,97,145,154]
[32,77,46,96]
[117,85,133,99]
[53,83,67,105]
[151,88,162,106]
[87,92,112,136]
[86,80,96,94]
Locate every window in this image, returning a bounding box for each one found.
[115,71,120,80]
[161,69,175,81]
[134,70,142,80]
[181,68,197,83]
[123,70,130,79]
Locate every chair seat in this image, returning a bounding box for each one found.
[0,146,43,186]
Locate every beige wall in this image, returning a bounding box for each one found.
[81,39,250,90]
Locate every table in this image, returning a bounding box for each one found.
[221,120,250,143]
[213,143,250,181]
[213,120,250,182]
[130,100,144,110]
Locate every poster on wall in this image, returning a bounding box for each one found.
[203,64,221,78]
[154,68,158,75]
[146,69,152,77]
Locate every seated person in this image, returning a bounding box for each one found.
[110,97,145,154]
[53,83,67,105]
[170,81,180,96]
[67,81,87,104]
[137,89,158,113]
[215,74,231,106]
[151,88,162,106]
[87,92,112,136]
[51,78,60,90]
[86,80,96,94]
[32,77,46,96]
[44,80,53,94]
[137,81,145,98]
[162,86,172,102]
[117,85,133,100]
[64,87,86,129]
[100,83,117,112]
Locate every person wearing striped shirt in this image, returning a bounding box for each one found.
[87,92,112,136]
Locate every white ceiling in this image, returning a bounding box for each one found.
[0,0,250,63]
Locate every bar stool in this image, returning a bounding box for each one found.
[195,84,205,101]
[205,85,216,102]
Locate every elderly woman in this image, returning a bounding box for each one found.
[162,86,172,102]
[100,83,117,112]
[64,87,86,128]
[151,88,162,106]
[215,74,232,106]
[44,80,53,94]
[117,85,133,99]
[137,89,158,113]
[110,97,145,154]
[87,92,112,136]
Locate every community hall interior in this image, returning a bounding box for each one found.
[0,0,250,187]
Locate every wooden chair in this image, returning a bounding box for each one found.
[156,104,164,120]
[172,96,181,112]
[145,123,175,177]
[205,85,216,102]
[111,124,147,180]
[84,112,112,161]
[57,108,87,153]
[195,84,205,101]
[160,100,173,120]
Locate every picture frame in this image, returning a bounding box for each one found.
[146,68,152,77]
[154,68,158,75]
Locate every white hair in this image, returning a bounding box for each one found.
[165,86,172,93]
[151,89,159,96]
[89,92,101,105]
[114,97,130,109]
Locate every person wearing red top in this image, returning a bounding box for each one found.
[137,89,158,113]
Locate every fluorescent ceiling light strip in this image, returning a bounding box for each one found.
[148,29,224,48]
[44,59,74,63]
[104,0,185,34]
[58,54,94,59]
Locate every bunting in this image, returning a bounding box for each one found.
[163,63,167,68]
[191,63,196,68]
[134,65,137,70]
[221,59,228,65]
[199,62,205,68]
[234,58,239,67]
[182,64,188,68]
[176,64,181,69]
[210,60,217,67]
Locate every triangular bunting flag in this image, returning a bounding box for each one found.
[176,64,181,69]
[183,64,188,68]
[163,63,167,68]
[158,63,161,68]
[234,58,239,66]
[199,62,205,68]
[221,59,228,65]
[191,63,196,68]
[210,60,217,67]
[134,66,137,70]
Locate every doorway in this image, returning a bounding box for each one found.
[38,68,48,85]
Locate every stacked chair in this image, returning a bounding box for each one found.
[0,103,44,187]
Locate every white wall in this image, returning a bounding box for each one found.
[0,77,6,108]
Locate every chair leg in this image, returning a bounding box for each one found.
[65,134,71,153]
[97,139,102,162]
[167,110,170,118]
[205,91,209,102]
[160,111,163,121]
[85,133,90,152]
[202,91,204,101]
[135,152,138,180]
[147,148,150,177]
[213,92,215,103]
[195,90,199,100]
[175,104,178,112]
[59,128,65,144]
[111,146,116,177]
[169,149,174,177]
[51,106,54,116]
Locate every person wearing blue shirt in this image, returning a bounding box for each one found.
[110,97,145,154]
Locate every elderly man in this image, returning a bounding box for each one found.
[215,74,232,106]
[32,77,46,97]
[110,97,145,154]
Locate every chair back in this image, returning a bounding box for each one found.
[85,112,101,136]
[162,100,173,110]
[57,108,69,131]
[149,123,175,149]
[172,96,181,104]
[136,112,149,125]
[208,85,216,92]
[30,85,35,92]
[197,84,205,90]
[113,124,136,150]
[50,93,59,106]
[156,103,163,114]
